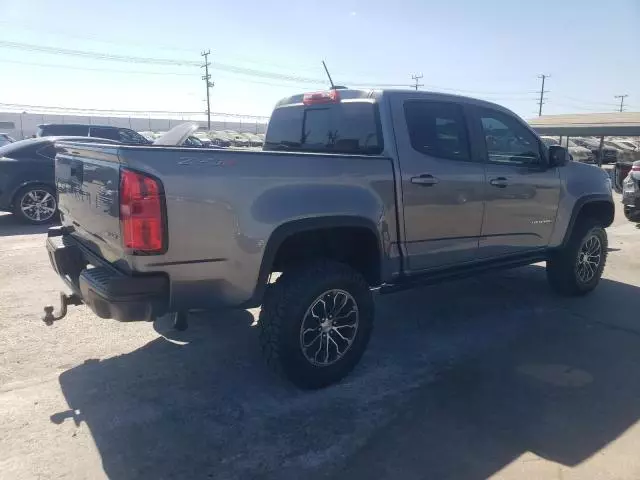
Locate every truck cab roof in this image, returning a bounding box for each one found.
[274,88,518,116]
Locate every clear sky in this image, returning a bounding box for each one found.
[1,0,638,120]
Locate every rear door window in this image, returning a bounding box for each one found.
[403,101,471,161]
[265,102,383,154]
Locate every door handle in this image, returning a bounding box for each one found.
[411,174,439,186]
[489,177,509,188]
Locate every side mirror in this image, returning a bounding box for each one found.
[548,145,569,167]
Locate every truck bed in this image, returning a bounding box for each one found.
[55,142,399,310]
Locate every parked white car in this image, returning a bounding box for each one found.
[541,137,595,163]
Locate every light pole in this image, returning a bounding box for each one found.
[20,111,26,139]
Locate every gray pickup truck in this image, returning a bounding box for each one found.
[45,88,614,388]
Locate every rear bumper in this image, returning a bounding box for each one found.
[46,227,169,321]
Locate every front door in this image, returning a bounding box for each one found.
[471,106,561,257]
[390,94,486,272]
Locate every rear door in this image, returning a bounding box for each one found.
[389,94,486,271]
[470,106,561,257]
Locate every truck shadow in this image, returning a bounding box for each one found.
[0,212,53,236]
[52,266,640,480]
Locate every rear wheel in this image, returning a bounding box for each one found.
[624,206,640,222]
[259,260,374,389]
[546,218,607,296]
[13,185,57,225]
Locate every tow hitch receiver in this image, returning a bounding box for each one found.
[42,292,83,326]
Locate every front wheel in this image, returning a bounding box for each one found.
[546,218,608,296]
[13,185,57,225]
[259,260,374,389]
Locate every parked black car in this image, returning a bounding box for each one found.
[0,137,120,224]
[0,133,16,147]
[37,124,150,145]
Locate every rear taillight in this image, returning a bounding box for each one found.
[119,168,166,254]
[632,165,640,172]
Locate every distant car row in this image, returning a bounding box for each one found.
[1,123,266,150]
[0,123,206,224]
[139,129,265,148]
[541,136,639,164]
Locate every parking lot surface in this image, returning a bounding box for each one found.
[1,201,639,480]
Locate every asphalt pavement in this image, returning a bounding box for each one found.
[0,198,639,480]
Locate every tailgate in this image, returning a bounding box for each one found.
[55,142,125,265]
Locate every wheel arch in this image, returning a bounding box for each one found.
[245,216,384,308]
[561,194,615,247]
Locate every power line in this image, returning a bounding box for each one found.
[201,50,214,130]
[0,56,401,91]
[0,39,538,94]
[614,94,628,112]
[0,102,269,119]
[411,73,424,91]
[0,40,199,66]
[0,40,397,86]
[537,74,550,116]
[550,102,613,112]
[0,57,195,76]
[3,39,630,114]
[0,40,549,96]
[558,95,622,107]
[0,20,322,72]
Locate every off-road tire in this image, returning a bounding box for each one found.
[259,260,374,389]
[546,218,608,296]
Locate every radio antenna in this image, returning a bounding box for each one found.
[322,60,336,89]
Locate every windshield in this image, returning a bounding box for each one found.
[264,101,383,154]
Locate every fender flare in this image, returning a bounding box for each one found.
[561,194,615,247]
[242,215,383,308]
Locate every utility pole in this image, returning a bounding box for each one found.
[411,73,424,91]
[537,74,550,116]
[614,94,628,112]
[201,50,214,130]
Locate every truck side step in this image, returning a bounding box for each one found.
[380,252,548,295]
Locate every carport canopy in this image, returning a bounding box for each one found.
[527,112,640,136]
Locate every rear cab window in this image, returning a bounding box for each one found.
[264,98,383,155]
